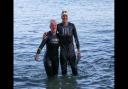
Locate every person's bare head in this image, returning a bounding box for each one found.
[50,19,57,33]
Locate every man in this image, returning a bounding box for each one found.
[57,11,81,76]
[35,20,59,77]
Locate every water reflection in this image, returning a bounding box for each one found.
[44,76,81,89]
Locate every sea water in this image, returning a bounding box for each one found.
[14,0,114,89]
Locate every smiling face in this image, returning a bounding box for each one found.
[50,20,57,33]
[61,15,68,23]
[61,11,68,23]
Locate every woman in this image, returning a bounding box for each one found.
[57,11,81,76]
[35,20,60,77]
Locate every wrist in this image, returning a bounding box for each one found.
[37,48,41,54]
[77,49,80,53]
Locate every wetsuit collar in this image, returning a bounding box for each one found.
[52,32,56,35]
[50,31,57,35]
[62,22,69,27]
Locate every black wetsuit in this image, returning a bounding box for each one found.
[57,22,80,75]
[37,31,59,77]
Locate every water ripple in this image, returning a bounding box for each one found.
[14,0,114,89]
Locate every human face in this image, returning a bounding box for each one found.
[50,22,57,33]
[61,15,68,23]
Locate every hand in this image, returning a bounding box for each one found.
[76,51,81,64]
[34,54,39,61]
[77,51,81,60]
[43,32,48,40]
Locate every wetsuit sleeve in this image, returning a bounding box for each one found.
[36,37,47,54]
[73,24,80,49]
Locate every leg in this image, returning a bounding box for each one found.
[60,54,67,75]
[52,57,59,76]
[44,57,53,77]
[69,56,78,76]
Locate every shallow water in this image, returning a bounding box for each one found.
[14,0,114,89]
